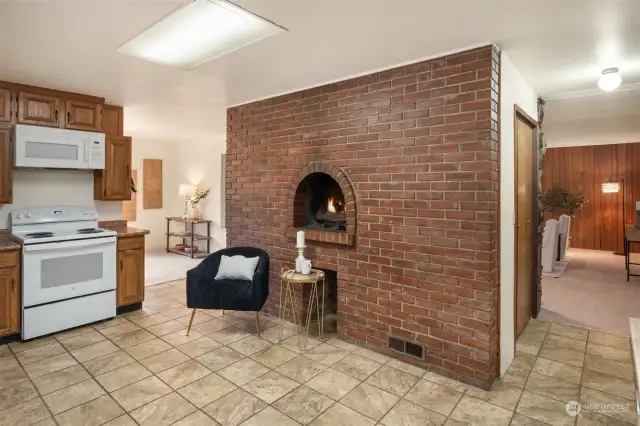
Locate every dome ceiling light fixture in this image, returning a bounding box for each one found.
[598,67,622,92]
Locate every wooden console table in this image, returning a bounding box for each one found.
[166,217,212,259]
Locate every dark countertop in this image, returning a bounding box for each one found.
[0,231,21,252]
[103,226,150,238]
[98,220,150,238]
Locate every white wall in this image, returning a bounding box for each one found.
[175,137,227,251]
[499,53,538,376]
[129,139,182,251]
[128,137,227,252]
[0,170,122,229]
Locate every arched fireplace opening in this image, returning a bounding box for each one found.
[293,172,347,232]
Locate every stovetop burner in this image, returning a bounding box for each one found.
[77,228,104,234]
[25,232,54,238]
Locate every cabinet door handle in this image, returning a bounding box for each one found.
[54,109,59,123]
[11,278,15,290]
[120,260,123,271]
[67,111,72,124]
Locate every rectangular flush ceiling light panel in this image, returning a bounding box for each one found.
[117,0,286,69]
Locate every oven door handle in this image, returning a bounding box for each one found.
[23,237,117,252]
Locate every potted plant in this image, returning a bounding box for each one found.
[189,187,210,219]
[541,187,586,218]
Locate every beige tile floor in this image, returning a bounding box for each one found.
[1,279,638,425]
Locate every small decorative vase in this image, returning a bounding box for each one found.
[191,203,201,220]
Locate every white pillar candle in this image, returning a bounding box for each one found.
[297,230,305,247]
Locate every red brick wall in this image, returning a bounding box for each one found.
[226,45,500,389]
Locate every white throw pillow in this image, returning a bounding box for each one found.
[214,255,260,281]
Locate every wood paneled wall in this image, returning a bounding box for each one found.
[542,143,640,253]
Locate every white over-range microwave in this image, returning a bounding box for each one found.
[14,124,106,170]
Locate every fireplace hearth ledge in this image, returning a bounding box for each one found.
[286,228,355,246]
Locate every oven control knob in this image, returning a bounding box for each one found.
[25,213,31,218]
[15,213,21,219]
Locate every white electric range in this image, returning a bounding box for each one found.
[10,206,117,340]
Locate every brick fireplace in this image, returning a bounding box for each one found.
[226,45,500,389]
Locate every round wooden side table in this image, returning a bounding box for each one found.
[279,268,325,351]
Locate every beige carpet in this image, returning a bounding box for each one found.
[145,250,202,286]
[540,248,640,336]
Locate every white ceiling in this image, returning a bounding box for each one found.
[1,0,640,142]
[544,88,640,147]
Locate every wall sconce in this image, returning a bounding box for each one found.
[601,182,621,193]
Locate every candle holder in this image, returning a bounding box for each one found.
[295,245,306,273]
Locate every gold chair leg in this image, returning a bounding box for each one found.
[255,312,261,337]
[186,309,196,336]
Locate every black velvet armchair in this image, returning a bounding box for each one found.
[185,247,270,336]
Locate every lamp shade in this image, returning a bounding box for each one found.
[601,182,620,193]
[179,184,196,197]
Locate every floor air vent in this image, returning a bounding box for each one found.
[388,336,423,359]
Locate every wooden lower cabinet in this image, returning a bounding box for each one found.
[0,251,20,337]
[117,236,145,308]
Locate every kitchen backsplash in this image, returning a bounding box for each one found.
[0,169,122,229]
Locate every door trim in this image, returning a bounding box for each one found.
[513,105,539,339]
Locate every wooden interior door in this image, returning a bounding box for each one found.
[515,115,535,338]
[103,136,132,200]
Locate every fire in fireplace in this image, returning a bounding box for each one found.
[293,172,347,232]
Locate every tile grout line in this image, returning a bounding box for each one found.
[10,288,635,426]
[6,344,62,426]
[510,321,550,426]
[580,329,636,425]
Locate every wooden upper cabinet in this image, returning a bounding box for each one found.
[96,136,131,201]
[65,100,102,132]
[18,91,61,127]
[0,88,11,123]
[102,105,124,136]
[0,129,12,204]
